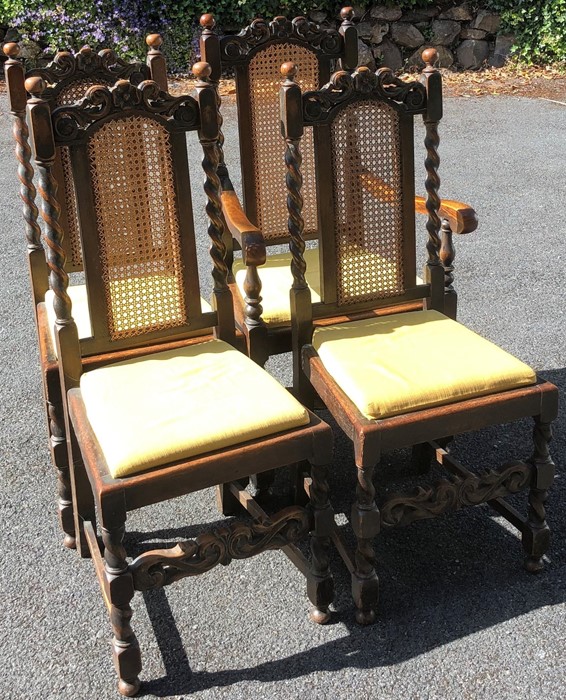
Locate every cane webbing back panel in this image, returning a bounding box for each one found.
[56,79,114,269]
[248,43,318,240]
[88,115,187,340]
[330,100,404,306]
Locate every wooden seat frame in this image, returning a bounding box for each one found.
[280,55,558,625]
[27,65,336,695]
[4,36,168,548]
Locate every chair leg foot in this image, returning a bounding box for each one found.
[354,605,376,626]
[352,571,379,626]
[309,606,331,625]
[62,533,77,549]
[524,556,545,573]
[118,677,141,697]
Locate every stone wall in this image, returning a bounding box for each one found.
[311,2,515,71]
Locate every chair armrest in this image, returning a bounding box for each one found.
[221,190,266,266]
[359,171,478,234]
[414,196,478,234]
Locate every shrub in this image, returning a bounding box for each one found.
[3,1,566,71]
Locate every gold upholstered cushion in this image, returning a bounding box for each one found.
[80,339,310,478]
[234,247,423,328]
[312,310,536,420]
[45,282,212,354]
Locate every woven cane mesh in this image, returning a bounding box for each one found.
[88,115,187,340]
[248,43,318,240]
[330,100,404,306]
[56,80,114,269]
[59,147,83,267]
[56,78,111,106]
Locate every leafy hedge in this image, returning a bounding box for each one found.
[1,1,565,71]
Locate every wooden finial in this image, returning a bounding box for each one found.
[146,33,163,49]
[192,61,212,80]
[3,42,20,58]
[200,13,215,30]
[422,47,439,70]
[281,62,298,81]
[340,7,354,21]
[24,76,46,97]
[79,45,93,56]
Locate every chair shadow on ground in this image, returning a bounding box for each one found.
[130,367,565,697]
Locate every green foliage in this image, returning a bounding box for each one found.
[0,0,24,25]
[487,0,566,63]
[2,1,565,69]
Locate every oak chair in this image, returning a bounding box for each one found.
[199,9,358,365]
[200,12,477,368]
[3,36,168,548]
[27,64,335,696]
[280,55,558,625]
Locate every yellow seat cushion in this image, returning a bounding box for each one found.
[312,310,536,420]
[46,281,212,354]
[234,247,423,328]
[80,339,309,478]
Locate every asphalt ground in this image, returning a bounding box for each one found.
[0,94,565,699]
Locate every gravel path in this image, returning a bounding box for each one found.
[0,94,564,699]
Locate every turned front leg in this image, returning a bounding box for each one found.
[48,397,76,549]
[351,463,380,625]
[523,418,555,572]
[307,462,335,624]
[102,523,142,696]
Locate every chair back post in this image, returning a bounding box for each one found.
[193,62,236,346]
[146,34,168,91]
[26,77,82,392]
[3,43,48,308]
[199,14,232,192]
[338,7,358,71]
[420,47,444,313]
[280,62,314,400]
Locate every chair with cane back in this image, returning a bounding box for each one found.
[200,12,477,369]
[26,62,335,696]
[3,35,168,548]
[280,53,557,625]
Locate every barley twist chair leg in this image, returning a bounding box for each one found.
[48,398,75,548]
[102,523,142,697]
[523,418,555,573]
[351,463,380,625]
[307,462,335,624]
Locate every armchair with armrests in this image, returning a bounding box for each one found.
[200,13,477,370]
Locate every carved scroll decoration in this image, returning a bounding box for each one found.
[303,67,427,123]
[220,15,343,61]
[28,45,148,99]
[380,461,532,528]
[130,506,311,590]
[52,80,199,142]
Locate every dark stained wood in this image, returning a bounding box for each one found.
[4,38,170,549]
[28,62,335,695]
[199,10,359,370]
[282,55,559,624]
